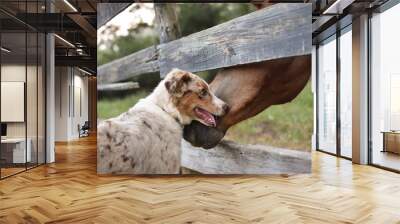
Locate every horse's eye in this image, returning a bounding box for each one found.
[199,89,208,98]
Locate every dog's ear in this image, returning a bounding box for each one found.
[165,71,192,97]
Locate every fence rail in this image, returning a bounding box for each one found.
[98,81,139,92]
[98,46,159,84]
[181,140,311,174]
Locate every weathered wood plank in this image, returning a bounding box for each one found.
[97,3,131,29]
[98,82,139,92]
[97,46,159,84]
[181,140,311,174]
[159,3,311,76]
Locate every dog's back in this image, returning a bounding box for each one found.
[97,99,182,174]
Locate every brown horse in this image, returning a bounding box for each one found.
[183,55,311,149]
[183,2,312,148]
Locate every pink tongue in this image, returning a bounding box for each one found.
[195,108,216,127]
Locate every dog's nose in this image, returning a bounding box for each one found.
[222,103,230,115]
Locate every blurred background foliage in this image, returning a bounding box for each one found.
[97,3,313,151]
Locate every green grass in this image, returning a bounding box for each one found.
[224,83,313,151]
[98,83,313,151]
[98,90,149,120]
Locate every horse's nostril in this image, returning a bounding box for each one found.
[222,104,230,114]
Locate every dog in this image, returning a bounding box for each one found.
[97,68,229,174]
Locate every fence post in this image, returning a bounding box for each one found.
[154,3,181,78]
[154,3,181,44]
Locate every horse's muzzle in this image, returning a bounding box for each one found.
[183,121,225,149]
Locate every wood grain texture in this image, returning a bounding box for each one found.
[181,140,311,174]
[97,3,131,29]
[97,46,159,84]
[159,3,312,76]
[1,135,400,223]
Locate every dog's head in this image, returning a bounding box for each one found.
[164,68,229,127]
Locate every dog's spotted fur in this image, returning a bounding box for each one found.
[97,69,227,174]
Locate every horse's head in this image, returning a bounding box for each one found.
[183,55,311,149]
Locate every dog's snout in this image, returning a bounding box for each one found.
[222,103,230,115]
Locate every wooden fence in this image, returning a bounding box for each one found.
[97,3,312,173]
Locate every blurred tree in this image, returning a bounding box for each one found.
[178,4,222,36]
[178,3,255,36]
[98,22,159,66]
[220,3,257,21]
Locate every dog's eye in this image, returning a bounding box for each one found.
[199,89,208,98]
